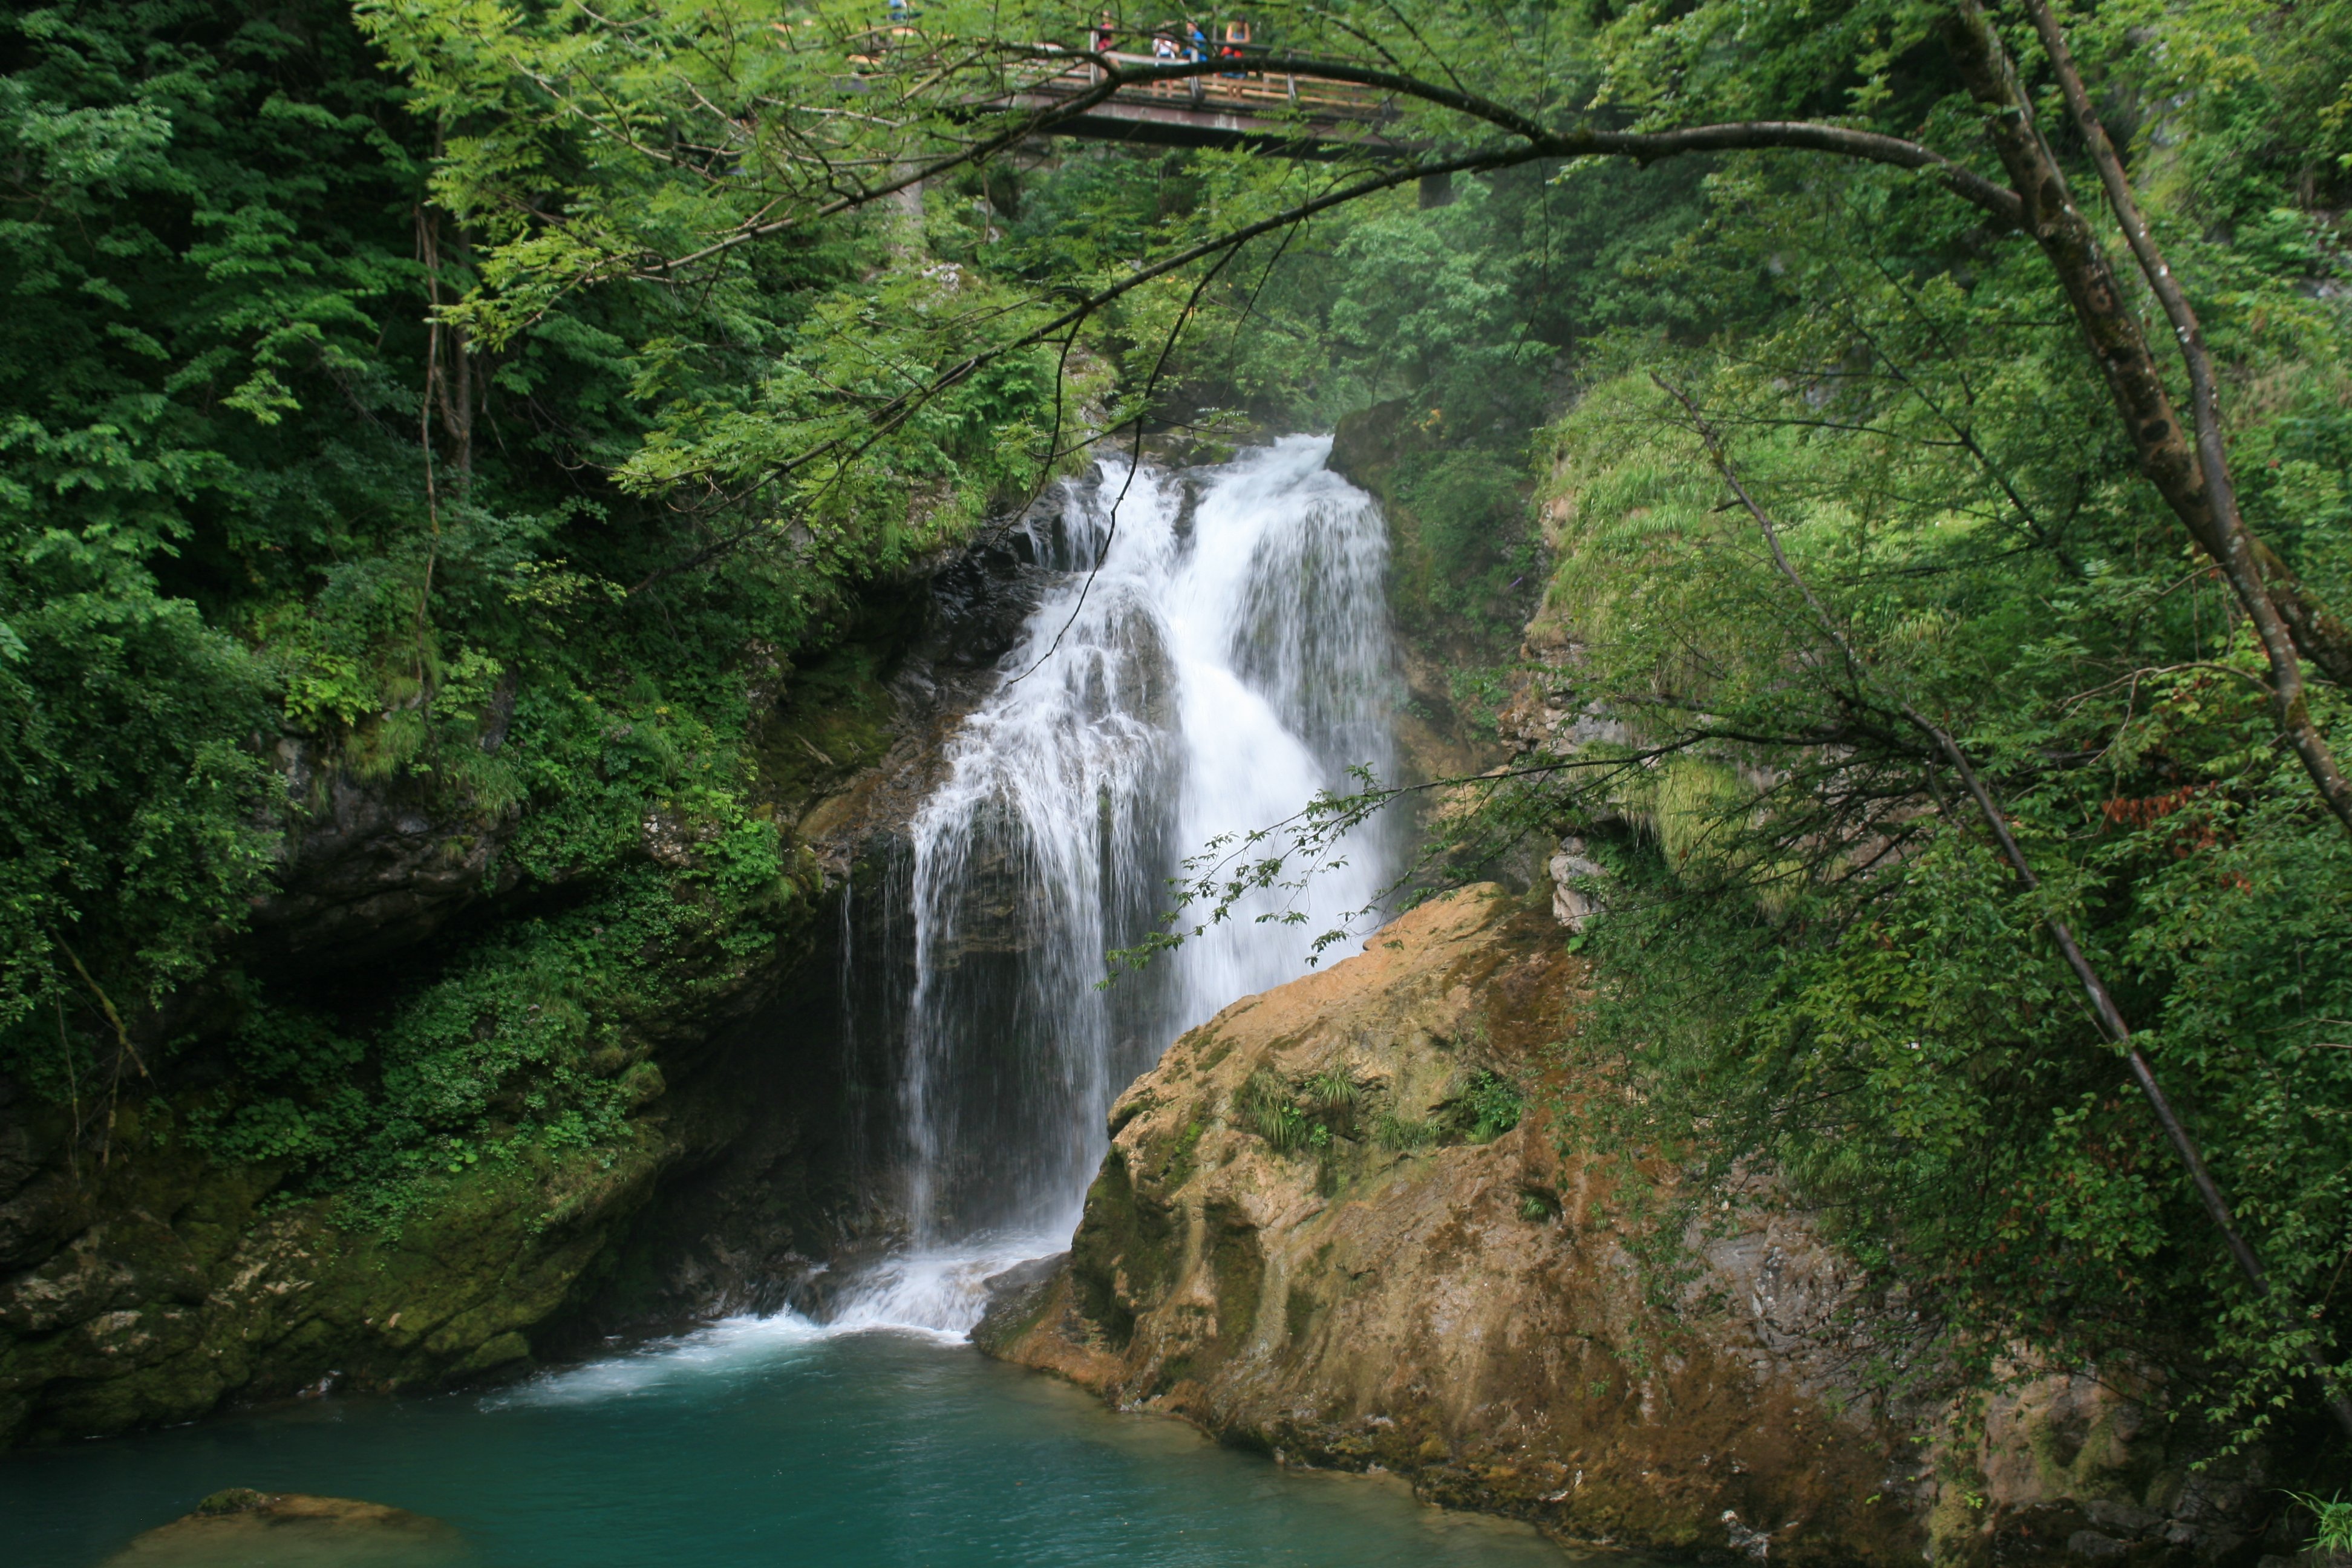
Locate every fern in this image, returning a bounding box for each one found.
[2288,1493,2352,1554]
[1240,1067,1312,1151]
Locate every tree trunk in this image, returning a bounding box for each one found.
[1938,0,2352,835]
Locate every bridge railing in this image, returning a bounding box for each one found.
[841,31,1393,124]
[1021,48,1383,121]
[1021,48,1391,120]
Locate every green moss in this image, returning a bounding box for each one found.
[1284,1281,1319,1343]
[1159,1120,1205,1189]
[451,1331,532,1377]
[1069,1151,1175,1350]
[755,643,903,812]
[1205,1204,1264,1348]
[197,1490,267,1516]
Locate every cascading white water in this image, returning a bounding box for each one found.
[839,436,1396,1329]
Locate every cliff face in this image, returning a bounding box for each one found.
[1325,400,1517,795]
[0,1104,665,1443]
[976,886,2275,1567]
[0,526,1053,1448]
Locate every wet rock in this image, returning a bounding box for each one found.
[2083,1500,2165,1536]
[248,750,524,967]
[971,1252,1070,1356]
[0,1212,207,1333]
[0,1126,681,1446]
[927,540,1045,669]
[99,1490,471,1566]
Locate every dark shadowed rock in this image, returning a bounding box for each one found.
[247,743,525,968]
[970,1252,1069,1356]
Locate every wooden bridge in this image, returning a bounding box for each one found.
[1000,48,1406,157]
[842,31,1411,158]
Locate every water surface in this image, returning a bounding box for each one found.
[4,1316,1569,1567]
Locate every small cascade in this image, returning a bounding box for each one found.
[835,436,1396,1331]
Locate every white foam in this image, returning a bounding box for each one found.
[893,438,1397,1241]
[825,1235,1068,1342]
[485,1238,1067,1408]
[485,1311,833,1409]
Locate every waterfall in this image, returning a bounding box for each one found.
[836,435,1396,1326]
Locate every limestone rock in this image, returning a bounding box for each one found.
[977,883,2250,1567]
[1546,837,1605,930]
[988,885,1924,1561]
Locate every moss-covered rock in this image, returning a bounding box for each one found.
[0,544,1037,1448]
[0,1111,681,1444]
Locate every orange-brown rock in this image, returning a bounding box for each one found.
[978,884,1933,1563]
[979,883,2285,1563]
[99,1489,470,1566]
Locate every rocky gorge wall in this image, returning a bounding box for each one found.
[0,520,1059,1448]
[7,420,2332,1568]
[974,885,2312,1567]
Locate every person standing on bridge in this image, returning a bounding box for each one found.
[1152,26,1178,60]
[1094,12,1116,53]
[1219,17,1250,76]
[1186,21,1207,62]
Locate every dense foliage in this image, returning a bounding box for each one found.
[1497,1,2352,1455]
[0,0,1086,1217]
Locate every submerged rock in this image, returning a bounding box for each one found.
[100,1490,471,1566]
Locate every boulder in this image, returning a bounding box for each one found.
[100,1490,471,1566]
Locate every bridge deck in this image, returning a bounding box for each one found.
[1004,51,1402,154]
[839,36,1408,157]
